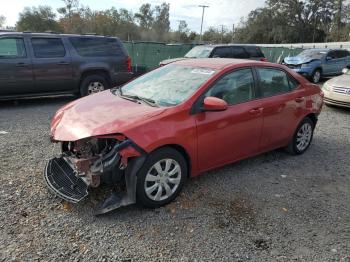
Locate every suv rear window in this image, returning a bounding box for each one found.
[0,38,26,58]
[69,37,122,57]
[244,46,265,58]
[31,38,66,58]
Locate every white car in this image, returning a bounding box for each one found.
[323,68,350,108]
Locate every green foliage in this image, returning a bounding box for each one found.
[0,15,5,28]
[16,6,61,32]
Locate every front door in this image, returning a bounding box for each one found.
[195,68,263,172]
[30,37,73,93]
[0,37,34,96]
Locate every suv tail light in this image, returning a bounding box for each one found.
[260,57,268,62]
[126,56,132,72]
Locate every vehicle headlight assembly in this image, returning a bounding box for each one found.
[301,63,310,68]
[322,82,331,91]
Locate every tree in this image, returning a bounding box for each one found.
[0,15,5,28]
[135,4,154,29]
[153,2,170,40]
[16,6,61,32]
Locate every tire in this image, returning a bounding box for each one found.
[80,74,110,97]
[286,117,315,155]
[136,147,187,208]
[311,69,322,84]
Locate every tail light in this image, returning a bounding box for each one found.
[260,57,268,62]
[126,56,132,72]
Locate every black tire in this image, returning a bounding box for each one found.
[136,147,187,208]
[286,117,315,155]
[80,74,110,97]
[311,69,322,84]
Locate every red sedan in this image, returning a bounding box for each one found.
[45,59,323,214]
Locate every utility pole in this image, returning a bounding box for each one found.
[219,25,224,43]
[199,5,209,42]
[231,24,235,43]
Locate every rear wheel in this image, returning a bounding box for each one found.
[80,74,110,96]
[136,148,187,208]
[311,69,322,84]
[286,117,315,155]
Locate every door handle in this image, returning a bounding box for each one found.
[57,61,70,65]
[16,62,29,67]
[249,108,263,115]
[295,97,305,103]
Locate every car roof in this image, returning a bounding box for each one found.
[173,58,273,70]
[0,31,117,38]
[195,44,260,48]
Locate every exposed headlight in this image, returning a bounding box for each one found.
[301,63,310,68]
[322,82,332,91]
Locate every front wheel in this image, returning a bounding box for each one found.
[311,69,322,84]
[286,117,315,155]
[136,148,187,208]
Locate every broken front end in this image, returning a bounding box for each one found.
[44,136,146,214]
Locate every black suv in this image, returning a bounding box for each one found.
[159,44,267,66]
[0,32,133,98]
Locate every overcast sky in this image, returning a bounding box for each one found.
[2,0,266,32]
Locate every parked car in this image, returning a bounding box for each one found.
[0,32,133,99]
[159,44,267,66]
[322,68,350,108]
[283,48,350,83]
[45,59,323,214]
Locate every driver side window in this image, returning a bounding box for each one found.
[205,69,255,105]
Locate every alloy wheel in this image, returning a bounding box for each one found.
[296,122,313,151]
[87,81,105,94]
[144,159,182,202]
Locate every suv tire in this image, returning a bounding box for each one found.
[311,69,322,84]
[80,74,110,96]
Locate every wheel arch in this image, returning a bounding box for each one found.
[305,113,318,127]
[150,144,192,178]
[79,69,112,87]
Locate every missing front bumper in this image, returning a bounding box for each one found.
[44,157,89,203]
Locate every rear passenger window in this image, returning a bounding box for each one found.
[257,68,291,97]
[211,47,232,58]
[0,38,26,58]
[205,69,255,105]
[244,46,264,58]
[31,38,66,58]
[69,37,121,57]
[232,47,249,58]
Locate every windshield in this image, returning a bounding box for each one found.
[119,64,216,107]
[297,49,327,60]
[185,46,214,58]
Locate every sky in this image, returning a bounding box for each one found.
[1,0,266,32]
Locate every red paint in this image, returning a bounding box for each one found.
[202,97,228,111]
[51,59,323,177]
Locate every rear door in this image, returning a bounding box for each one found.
[255,67,305,151]
[30,37,73,93]
[0,36,34,96]
[195,68,263,171]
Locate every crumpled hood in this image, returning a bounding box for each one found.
[160,57,189,65]
[51,90,165,141]
[284,56,317,65]
[327,74,350,88]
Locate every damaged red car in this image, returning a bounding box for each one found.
[45,59,323,214]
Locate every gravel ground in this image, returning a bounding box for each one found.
[0,96,349,262]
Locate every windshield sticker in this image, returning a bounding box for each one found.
[191,69,215,75]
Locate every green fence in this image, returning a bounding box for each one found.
[123,42,304,72]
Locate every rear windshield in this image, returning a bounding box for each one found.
[69,37,123,57]
[244,46,265,58]
[185,46,214,58]
[298,49,327,60]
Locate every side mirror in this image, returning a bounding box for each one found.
[342,68,349,74]
[202,97,228,112]
[326,56,333,61]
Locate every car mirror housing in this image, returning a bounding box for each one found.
[326,56,333,61]
[342,68,349,74]
[202,97,228,112]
